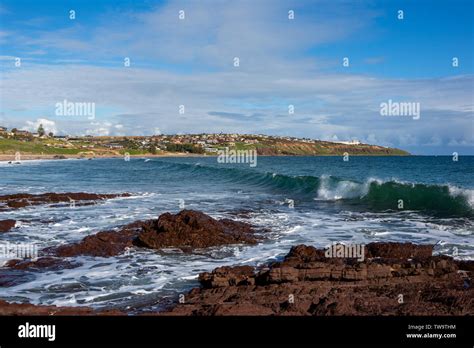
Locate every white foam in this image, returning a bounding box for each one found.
[449,185,474,207]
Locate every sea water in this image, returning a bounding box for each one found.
[0,156,472,312]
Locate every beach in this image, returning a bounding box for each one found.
[0,153,202,162]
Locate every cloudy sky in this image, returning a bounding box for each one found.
[0,0,472,154]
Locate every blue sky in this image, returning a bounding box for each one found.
[0,0,473,154]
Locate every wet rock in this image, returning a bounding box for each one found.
[0,219,16,232]
[455,260,474,273]
[0,268,36,287]
[1,258,82,289]
[46,211,258,257]
[164,242,473,316]
[6,257,81,271]
[285,244,326,263]
[212,303,275,316]
[265,266,300,283]
[366,242,433,259]
[0,300,122,315]
[135,210,258,251]
[0,192,131,211]
[51,224,141,257]
[7,201,29,209]
[199,266,255,288]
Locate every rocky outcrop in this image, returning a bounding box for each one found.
[43,210,257,258]
[6,257,81,271]
[0,219,16,232]
[199,266,256,288]
[51,225,141,258]
[135,210,257,251]
[0,300,122,315]
[0,192,130,211]
[0,257,83,288]
[165,243,474,316]
[365,242,433,259]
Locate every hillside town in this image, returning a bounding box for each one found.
[0,124,406,157]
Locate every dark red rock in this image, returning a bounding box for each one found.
[7,201,29,208]
[51,226,140,257]
[366,242,433,259]
[455,260,474,273]
[135,210,257,251]
[199,265,255,288]
[6,257,81,271]
[284,244,326,263]
[0,219,16,232]
[46,211,258,257]
[0,192,131,211]
[0,300,122,315]
[164,243,472,316]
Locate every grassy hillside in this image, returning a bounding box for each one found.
[235,140,409,156]
[0,138,82,155]
[0,137,410,157]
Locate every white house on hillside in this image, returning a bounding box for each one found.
[333,140,361,145]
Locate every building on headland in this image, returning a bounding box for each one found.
[14,130,32,136]
[333,140,361,145]
[103,143,124,149]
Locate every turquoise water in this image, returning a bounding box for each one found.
[0,156,472,311]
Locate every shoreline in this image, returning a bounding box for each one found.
[0,153,203,162]
[0,240,472,316]
[0,207,472,316]
[0,153,415,162]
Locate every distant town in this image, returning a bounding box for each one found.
[0,124,409,157]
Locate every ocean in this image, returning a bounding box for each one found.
[0,156,472,312]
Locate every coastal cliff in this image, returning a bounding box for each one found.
[0,133,409,158]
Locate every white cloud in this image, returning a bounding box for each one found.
[24,118,57,134]
[0,0,472,154]
[0,63,472,150]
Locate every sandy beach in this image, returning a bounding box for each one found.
[0,153,205,162]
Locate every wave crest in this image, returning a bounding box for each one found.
[154,160,474,217]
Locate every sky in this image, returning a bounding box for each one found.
[0,0,473,155]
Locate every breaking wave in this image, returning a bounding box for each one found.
[154,160,474,217]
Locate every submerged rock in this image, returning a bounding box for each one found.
[6,257,81,271]
[0,219,16,232]
[0,268,36,287]
[0,192,130,211]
